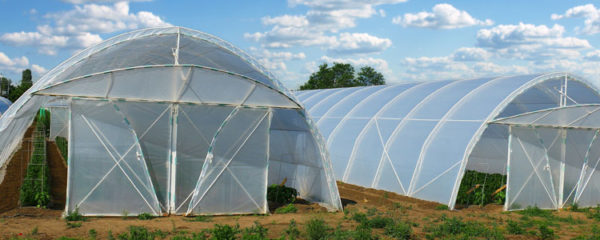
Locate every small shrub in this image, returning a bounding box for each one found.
[353,224,376,240]
[518,206,553,219]
[384,221,412,240]
[367,216,394,229]
[66,222,82,228]
[506,220,524,235]
[267,184,298,204]
[351,212,368,224]
[137,213,154,220]
[211,224,240,240]
[30,226,38,235]
[186,215,213,222]
[366,207,377,216]
[117,226,162,240]
[305,217,332,240]
[331,225,353,240]
[65,208,85,222]
[538,225,555,240]
[57,237,79,240]
[284,219,301,240]
[122,210,130,220]
[275,204,297,214]
[241,221,268,240]
[89,229,98,240]
[435,205,448,210]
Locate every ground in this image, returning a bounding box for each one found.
[0,182,598,239]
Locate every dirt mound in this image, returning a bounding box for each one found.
[0,125,35,213]
[47,141,67,210]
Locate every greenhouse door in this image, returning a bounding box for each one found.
[66,100,162,216]
[187,107,272,215]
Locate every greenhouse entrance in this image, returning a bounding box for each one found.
[65,99,272,216]
[493,104,600,210]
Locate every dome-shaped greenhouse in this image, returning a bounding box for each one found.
[297,73,600,210]
[0,27,341,216]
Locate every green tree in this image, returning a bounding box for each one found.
[356,66,385,86]
[21,69,32,86]
[7,69,34,102]
[299,63,385,90]
[0,76,13,98]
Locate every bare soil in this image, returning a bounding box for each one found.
[0,182,597,239]
[0,125,35,213]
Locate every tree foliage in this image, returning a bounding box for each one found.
[1,69,34,102]
[299,63,386,90]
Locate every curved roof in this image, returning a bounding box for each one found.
[0,26,302,174]
[0,97,11,114]
[492,104,600,129]
[297,73,600,208]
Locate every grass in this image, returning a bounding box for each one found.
[434,204,448,210]
[424,216,504,240]
[137,213,154,220]
[65,207,86,222]
[274,204,297,214]
[305,217,332,240]
[185,215,213,222]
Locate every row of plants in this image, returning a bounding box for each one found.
[19,110,51,207]
[456,170,506,206]
[55,136,68,165]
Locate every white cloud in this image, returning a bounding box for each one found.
[0,52,47,77]
[586,50,600,61]
[61,0,150,4]
[477,23,589,49]
[0,2,169,55]
[262,15,309,28]
[246,0,403,51]
[552,4,600,35]
[392,4,493,29]
[476,23,590,62]
[329,32,392,55]
[452,47,490,61]
[31,64,48,75]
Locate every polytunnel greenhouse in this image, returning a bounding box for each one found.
[0,97,11,115]
[296,73,600,210]
[0,26,341,216]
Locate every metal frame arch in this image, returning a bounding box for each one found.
[316,86,379,129]
[308,87,360,114]
[409,76,507,196]
[448,72,600,209]
[324,85,391,150]
[343,83,422,192]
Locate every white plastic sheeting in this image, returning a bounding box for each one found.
[0,97,11,115]
[492,105,600,210]
[297,73,600,209]
[0,27,341,216]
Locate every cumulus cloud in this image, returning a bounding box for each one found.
[31,64,48,75]
[329,32,392,55]
[585,50,600,61]
[552,4,600,35]
[452,47,490,61]
[0,2,170,55]
[392,4,493,29]
[61,0,150,4]
[0,52,46,77]
[476,23,590,62]
[246,0,402,53]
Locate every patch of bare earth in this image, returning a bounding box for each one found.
[0,182,596,239]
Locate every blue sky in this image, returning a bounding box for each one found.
[0,0,599,89]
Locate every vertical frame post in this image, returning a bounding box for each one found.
[168,104,179,214]
[504,125,512,211]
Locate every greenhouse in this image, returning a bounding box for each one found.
[0,26,341,216]
[0,97,11,115]
[296,73,600,210]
